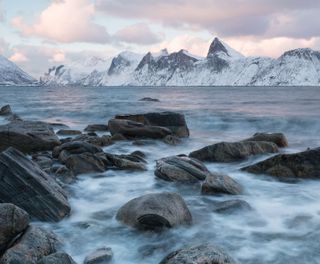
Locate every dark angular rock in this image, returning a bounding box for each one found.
[163,135,182,145]
[155,155,210,182]
[211,200,252,214]
[0,121,61,153]
[0,226,59,264]
[52,141,102,159]
[73,134,112,147]
[201,173,243,195]
[56,130,82,136]
[84,247,113,264]
[114,112,189,137]
[0,147,71,221]
[38,252,76,264]
[159,244,237,264]
[116,192,192,230]
[0,203,29,253]
[189,141,278,162]
[103,152,147,171]
[84,124,109,132]
[65,153,106,176]
[0,105,12,116]
[242,147,320,179]
[243,132,288,148]
[108,119,172,139]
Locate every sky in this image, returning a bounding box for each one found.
[1,0,320,78]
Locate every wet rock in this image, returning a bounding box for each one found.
[189,141,278,162]
[242,147,320,179]
[163,135,182,145]
[211,200,252,214]
[103,152,147,171]
[0,226,59,264]
[0,105,12,116]
[56,129,82,136]
[32,154,53,170]
[65,152,106,176]
[84,124,109,132]
[243,132,288,148]
[0,120,61,153]
[52,141,102,159]
[0,204,29,253]
[116,192,192,230]
[73,134,112,147]
[110,133,127,141]
[201,173,243,195]
[0,147,71,221]
[84,247,113,264]
[159,244,237,264]
[155,155,210,182]
[115,111,189,137]
[39,252,76,264]
[108,119,172,139]
[51,165,75,184]
[139,97,160,102]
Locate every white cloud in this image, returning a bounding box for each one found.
[9,51,28,62]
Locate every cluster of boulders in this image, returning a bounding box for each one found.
[1,104,319,263]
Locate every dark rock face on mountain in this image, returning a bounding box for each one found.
[207,37,230,57]
[116,192,192,230]
[242,147,320,179]
[0,147,70,221]
[155,155,210,182]
[108,54,131,75]
[159,244,238,264]
[0,121,61,153]
[114,112,189,137]
[0,203,29,253]
[189,141,278,162]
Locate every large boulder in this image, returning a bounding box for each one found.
[108,119,172,139]
[159,244,237,264]
[243,132,288,148]
[189,141,278,162]
[0,226,59,264]
[0,147,71,221]
[115,112,189,137]
[201,173,243,195]
[38,252,76,264]
[0,105,12,116]
[242,147,320,179]
[0,204,29,253]
[0,121,60,153]
[155,155,210,182]
[116,192,192,230]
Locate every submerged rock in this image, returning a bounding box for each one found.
[159,244,237,264]
[84,247,113,264]
[84,124,109,132]
[0,147,71,221]
[189,141,278,162]
[0,203,29,253]
[155,155,210,182]
[0,120,61,153]
[243,132,288,148]
[211,199,252,214]
[39,252,76,264]
[108,119,172,139]
[0,226,59,264]
[116,192,192,230]
[114,111,189,137]
[242,147,320,179]
[139,97,160,102]
[201,173,243,195]
[163,135,182,145]
[0,105,12,116]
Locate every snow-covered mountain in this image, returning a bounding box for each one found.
[39,37,320,86]
[0,55,36,86]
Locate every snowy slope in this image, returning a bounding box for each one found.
[39,37,320,86]
[0,55,36,86]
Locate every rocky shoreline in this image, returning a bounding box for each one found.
[0,104,319,263]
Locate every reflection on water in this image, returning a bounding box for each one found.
[1,86,320,263]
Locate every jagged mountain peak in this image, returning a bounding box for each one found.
[207,37,244,59]
[281,48,320,60]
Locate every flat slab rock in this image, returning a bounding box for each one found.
[115,111,189,137]
[0,203,29,253]
[0,120,60,153]
[159,244,238,264]
[116,192,192,230]
[0,226,59,264]
[189,141,279,162]
[155,155,210,182]
[242,147,320,179]
[0,147,71,221]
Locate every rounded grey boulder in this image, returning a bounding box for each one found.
[39,252,76,264]
[159,244,237,264]
[116,192,192,230]
[84,247,113,264]
[201,173,243,195]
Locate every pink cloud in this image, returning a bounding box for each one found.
[9,51,28,62]
[12,0,109,43]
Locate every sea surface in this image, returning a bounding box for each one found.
[1,86,320,264]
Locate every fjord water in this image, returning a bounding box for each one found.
[1,86,320,264]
